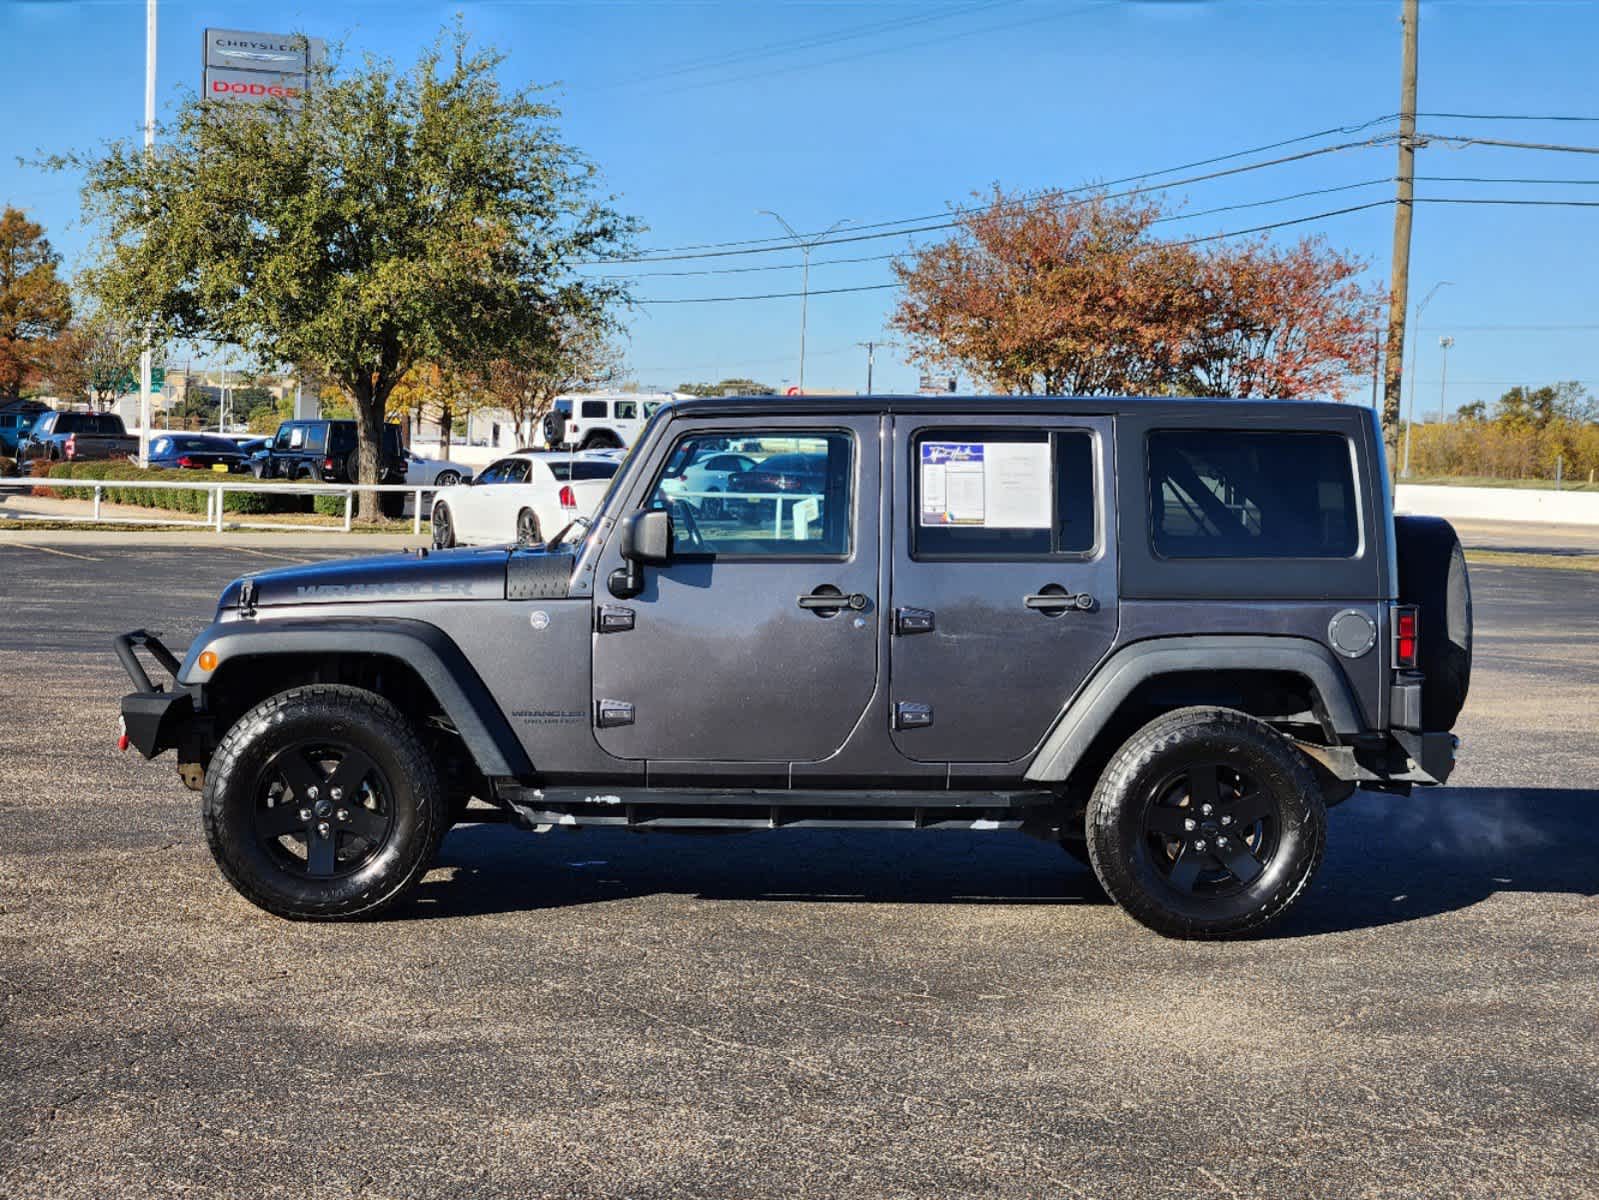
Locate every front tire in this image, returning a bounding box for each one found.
[1086,707,1326,940]
[201,685,445,921]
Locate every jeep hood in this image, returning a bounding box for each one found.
[216,547,568,611]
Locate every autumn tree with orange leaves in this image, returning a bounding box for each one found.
[891,188,1380,400]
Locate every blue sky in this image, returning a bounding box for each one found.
[3,0,1596,409]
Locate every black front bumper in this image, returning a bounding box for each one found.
[115,630,196,759]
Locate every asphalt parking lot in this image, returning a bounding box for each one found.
[1,544,1596,1199]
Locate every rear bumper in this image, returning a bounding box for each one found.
[1299,731,1459,789]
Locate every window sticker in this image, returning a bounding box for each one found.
[920,441,1051,528]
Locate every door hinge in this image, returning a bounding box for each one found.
[894,607,935,635]
[894,701,934,731]
[596,604,636,633]
[595,699,635,728]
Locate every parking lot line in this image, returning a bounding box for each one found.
[227,547,310,563]
[1,542,100,561]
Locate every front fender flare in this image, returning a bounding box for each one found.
[179,617,533,778]
[1023,635,1365,783]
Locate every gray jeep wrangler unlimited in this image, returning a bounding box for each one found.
[116,396,1471,938]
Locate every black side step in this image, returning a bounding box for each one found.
[492,785,1056,832]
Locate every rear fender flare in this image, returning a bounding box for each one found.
[1024,635,1365,783]
[179,617,532,778]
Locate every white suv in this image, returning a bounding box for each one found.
[548,393,678,451]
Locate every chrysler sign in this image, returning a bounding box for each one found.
[203,28,323,108]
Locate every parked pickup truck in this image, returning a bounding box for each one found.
[115,395,1471,938]
[18,410,139,463]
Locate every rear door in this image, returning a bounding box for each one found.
[888,415,1118,763]
[590,417,879,763]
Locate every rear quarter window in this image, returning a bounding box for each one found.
[1147,430,1359,559]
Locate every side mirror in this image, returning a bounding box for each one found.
[609,508,672,598]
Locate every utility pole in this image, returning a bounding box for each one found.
[758,210,851,393]
[137,0,157,466]
[858,340,897,395]
[1380,0,1419,466]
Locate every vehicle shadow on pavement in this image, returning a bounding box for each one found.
[412,825,1110,919]
[409,787,1599,933]
[1280,786,1599,937]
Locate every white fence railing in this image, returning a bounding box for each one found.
[0,476,437,535]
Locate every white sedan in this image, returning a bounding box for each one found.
[430,452,619,548]
[659,451,758,517]
[404,449,474,488]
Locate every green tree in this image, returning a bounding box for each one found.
[59,26,635,517]
[677,377,776,397]
[0,207,72,400]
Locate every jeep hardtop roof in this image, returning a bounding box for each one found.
[666,394,1365,421]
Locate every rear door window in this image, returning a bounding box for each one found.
[912,429,1097,558]
[1147,430,1359,559]
[580,401,607,419]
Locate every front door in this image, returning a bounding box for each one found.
[591,418,881,764]
[888,415,1118,763]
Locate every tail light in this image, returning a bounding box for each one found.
[559,485,576,509]
[177,455,194,468]
[64,433,76,459]
[324,457,336,473]
[1393,605,1419,669]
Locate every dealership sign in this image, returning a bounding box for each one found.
[203,28,323,107]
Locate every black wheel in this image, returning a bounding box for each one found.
[434,469,461,488]
[431,501,455,549]
[1086,707,1326,940]
[201,685,445,921]
[516,508,542,546]
[580,431,622,450]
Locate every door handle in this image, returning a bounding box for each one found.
[798,589,868,613]
[1024,590,1096,613]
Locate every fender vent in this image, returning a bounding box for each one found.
[506,549,575,600]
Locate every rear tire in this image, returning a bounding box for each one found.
[202,685,445,921]
[580,431,622,450]
[516,508,542,546]
[1087,707,1326,940]
[431,501,456,548]
[434,470,461,488]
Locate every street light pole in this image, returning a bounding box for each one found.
[758,211,850,394]
[1401,279,1451,478]
[137,0,157,467]
[1437,335,1454,424]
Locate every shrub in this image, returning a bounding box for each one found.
[0,456,17,478]
[40,461,318,517]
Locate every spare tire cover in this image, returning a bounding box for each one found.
[1394,515,1473,730]
[542,409,568,445]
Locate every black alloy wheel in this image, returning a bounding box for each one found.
[1138,761,1278,896]
[1086,706,1326,939]
[516,509,542,546]
[202,685,445,920]
[252,741,396,880]
[432,501,455,549]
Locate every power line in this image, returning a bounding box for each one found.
[631,200,1395,305]
[582,133,1399,267]
[1417,112,1599,123]
[577,116,1401,259]
[1414,196,1599,208]
[1417,175,1599,185]
[598,178,1394,281]
[1422,132,1599,155]
[578,0,1016,92]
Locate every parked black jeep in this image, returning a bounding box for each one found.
[116,396,1471,938]
[251,419,407,485]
